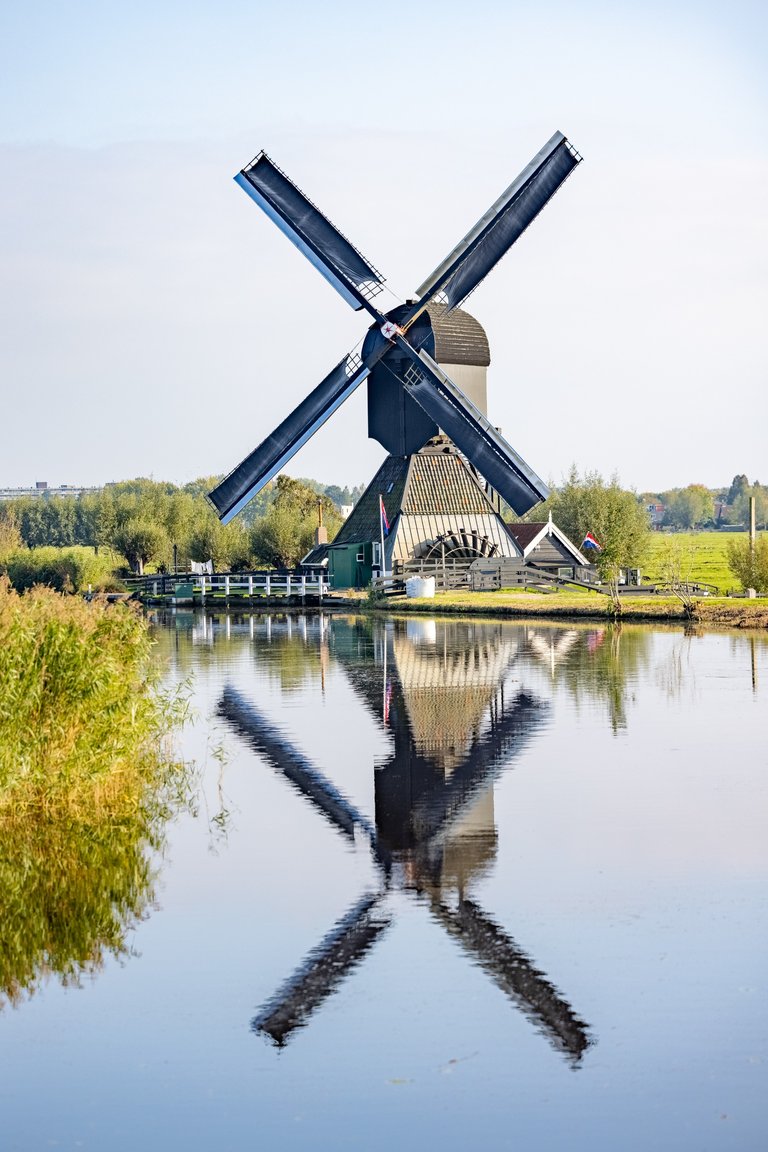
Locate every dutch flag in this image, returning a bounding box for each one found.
[582,531,602,552]
[379,495,391,537]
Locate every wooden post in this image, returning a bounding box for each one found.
[201,575,206,603]
[248,574,253,600]
[265,574,271,599]
[224,574,230,602]
[286,574,292,598]
[300,574,307,599]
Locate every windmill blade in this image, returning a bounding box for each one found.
[252,893,391,1047]
[218,686,377,845]
[406,132,581,321]
[431,898,592,1063]
[236,152,386,315]
[394,338,548,515]
[208,353,370,523]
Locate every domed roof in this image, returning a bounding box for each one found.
[426,304,490,368]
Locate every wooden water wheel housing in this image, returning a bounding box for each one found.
[415,529,499,562]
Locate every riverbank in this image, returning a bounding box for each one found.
[354,589,768,628]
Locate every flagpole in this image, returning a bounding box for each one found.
[382,621,387,721]
[379,494,387,582]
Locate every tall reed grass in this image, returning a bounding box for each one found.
[0,577,188,818]
[0,579,193,1006]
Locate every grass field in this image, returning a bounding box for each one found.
[643,531,765,593]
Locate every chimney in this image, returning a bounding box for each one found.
[315,498,328,546]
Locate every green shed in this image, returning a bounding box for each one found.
[328,541,381,590]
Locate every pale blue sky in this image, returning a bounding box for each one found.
[1,0,766,492]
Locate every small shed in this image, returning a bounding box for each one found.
[505,514,591,579]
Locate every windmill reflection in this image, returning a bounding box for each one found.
[219,616,592,1063]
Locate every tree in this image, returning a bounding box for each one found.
[731,483,768,530]
[540,467,651,599]
[662,485,715,529]
[249,477,343,568]
[188,516,251,572]
[727,474,750,505]
[251,505,309,569]
[0,506,22,561]
[726,536,768,593]
[324,484,347,508]
[15,497,47,548]
[656,537,703,615]
[273,476,330,519]
[113,519,169,575]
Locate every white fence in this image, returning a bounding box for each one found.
[127,571,330,602]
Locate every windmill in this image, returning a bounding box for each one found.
[218,616,592,1060]
[208,134,582,578]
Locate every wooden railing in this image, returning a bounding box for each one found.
[124,570,330,602]
[394,558,474,591]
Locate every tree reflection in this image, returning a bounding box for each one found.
[152,609,329,693]
[1,812,162,1008]
[518,622,654,732]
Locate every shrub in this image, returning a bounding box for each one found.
[726,536,768,594]
[3,546,120,594]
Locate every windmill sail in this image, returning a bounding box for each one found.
[218,687,376,843]
[410,132,581,318]
[236,153,385,313]
[208,355,370,523]
[430,898,591,1063]
[212,134,581,523]
[252,893,391,1047]
[396,343,548,515]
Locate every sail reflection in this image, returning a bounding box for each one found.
[219,615,592,1063]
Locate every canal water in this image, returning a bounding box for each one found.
[2,612,766,1151]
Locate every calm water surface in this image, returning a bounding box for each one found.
[2,612,766,1150]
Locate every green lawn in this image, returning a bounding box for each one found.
[643,531,765,594]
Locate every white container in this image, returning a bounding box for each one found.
[405,576,435,599]
[406,618,437,644]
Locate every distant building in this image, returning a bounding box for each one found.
[714,500,731,525]
[0,483,100,501]
[646,502,665,529]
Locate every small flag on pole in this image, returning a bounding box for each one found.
[379,495,391,537]
[581,531,602,552]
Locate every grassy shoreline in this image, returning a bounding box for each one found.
[356,590,768,629]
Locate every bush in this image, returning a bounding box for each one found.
[726,536,768,594]
[2,546,120,593]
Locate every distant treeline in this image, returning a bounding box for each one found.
[641,475,768,530]
[0,475,365,577]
